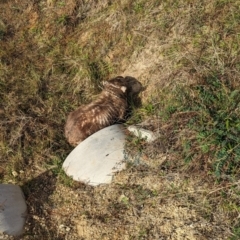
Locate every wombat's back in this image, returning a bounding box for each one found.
[65,76,143,146]
[65,92,127,146]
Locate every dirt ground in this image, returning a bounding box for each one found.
[20,157,233,239]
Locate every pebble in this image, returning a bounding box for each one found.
[66,227,71,232]
[11,171,18,177]
[127,125,158,142]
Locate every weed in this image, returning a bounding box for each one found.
[133,2,145,14]
[138,228,147,239]
[143,102,155,115]
[57,0,66,7]
[231,225,240,240]
[119,195,130,207]
[45,156,74,187]
[57,15,70,25]
[133,185,157,202]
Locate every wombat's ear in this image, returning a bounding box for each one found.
[120,86,127,92]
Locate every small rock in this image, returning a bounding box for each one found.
[66,227,70,232]
[63,124,126,186]
[127,125,158,142]
[59,224,65,229]
[11,171,18,177]
[0,184,27,237]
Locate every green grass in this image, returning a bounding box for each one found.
[0,0,240,239]
[163,75,240,179]
[231,225,240,240]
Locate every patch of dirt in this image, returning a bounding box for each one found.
[18,158,231,239]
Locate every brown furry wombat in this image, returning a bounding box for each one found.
[65,76,143,146]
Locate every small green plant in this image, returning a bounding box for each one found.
[134,2,144,14]
[119,195,130,207]
[231,224,240,240]
[58,168,74,187]
[143,102,155,115]
[56,0,66,7]
[57,15,69,25]
[45,157,74,187]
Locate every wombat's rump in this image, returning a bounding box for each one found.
[65,76,142,146]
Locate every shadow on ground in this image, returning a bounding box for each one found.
[21,170,64,240]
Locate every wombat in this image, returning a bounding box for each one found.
[65,76,143,146]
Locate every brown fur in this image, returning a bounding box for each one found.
[65,76,142,146]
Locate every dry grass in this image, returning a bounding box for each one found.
[0,0,240,239]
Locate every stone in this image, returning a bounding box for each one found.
[63,124,126,186]
[127,125,158,142]
[0,184,27,237]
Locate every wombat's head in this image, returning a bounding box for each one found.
[103,76,143,96]
[124,76,143,95]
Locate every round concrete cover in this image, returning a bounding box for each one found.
[63,124,126,186]
[0,184,27,236]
